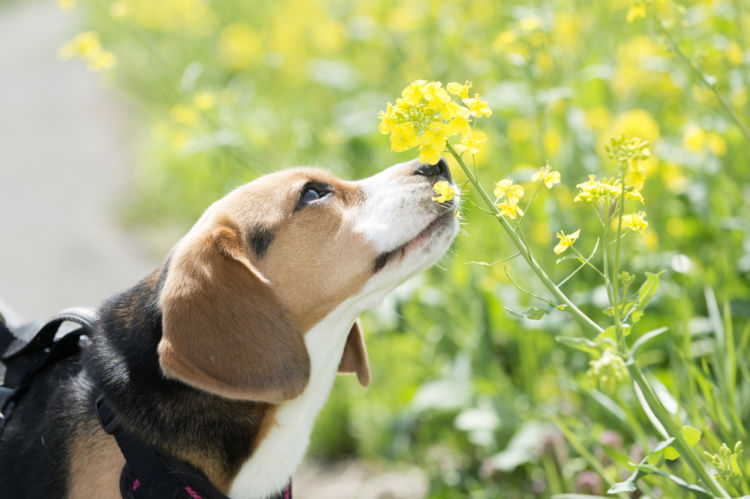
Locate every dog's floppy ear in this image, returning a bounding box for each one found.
[338,319,370,387]
[158,217,310,402]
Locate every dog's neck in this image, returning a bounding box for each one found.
[87,268,359,498]
[229,299,358,498]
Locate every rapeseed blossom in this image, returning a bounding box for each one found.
[554,229,580,255]
[378,80,491,164]
[622,212,648,233]
[494,179,524,205]
[432,181,457,203]
[532,164,561,189]
[59,32,117,72]
[494,179,524,219]
[574,175,643,205]
[56,0,75,11]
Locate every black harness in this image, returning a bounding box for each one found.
[0,310,291,499]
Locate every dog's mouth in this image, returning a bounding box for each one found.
[373,204,457,272]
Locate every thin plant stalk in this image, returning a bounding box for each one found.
[445,142,731,498]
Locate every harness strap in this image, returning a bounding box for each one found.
[1,307,97,431]
[96,395,292,499]
[1,307,98,362]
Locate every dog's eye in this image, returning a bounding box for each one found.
[297,182,332,209]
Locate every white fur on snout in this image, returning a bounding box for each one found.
[354,161,459,254]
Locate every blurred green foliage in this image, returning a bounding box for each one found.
[63,0,750,496]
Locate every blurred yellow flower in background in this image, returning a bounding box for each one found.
[218,22,262,71]
[59,32,117,72]
[56,0,75,11]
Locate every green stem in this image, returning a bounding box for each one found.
[611,179,627,346]
[447,142,604,336]
[661,29,750,144]
[446,141,730,498]
[627,361,731,497]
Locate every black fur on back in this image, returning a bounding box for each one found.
[0,267,271,498]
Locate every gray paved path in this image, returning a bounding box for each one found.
[0,0,157,323]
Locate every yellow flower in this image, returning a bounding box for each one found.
[446,117,471,136]
[379,80,489,158]
[170,105,198,127]
[463,95,492,117]
[553,229,580,255]
[625,162,647,190]
[420,129,446,153]
[217,22,262,71]
[626,5,647,22]
[726,41,744,66]
[542,128,561,155]
[58,32,116,72]
[88,50,117,71]
[401,79,426,105]
[454,129,487,155]
[519,15,542,31]
[59,32,102,59]
[683,124,706,152]
[447,81,472,99]
[419,146,442,165]
[193,92,216,111]
[706,133,727,157]
[390,123,420,152]
[109,1,129,18]
[622,211,648,233]
[531,164,561,188]
[432,181,456,203]
[56,0,75,11]
[494,178,524,205]
[624,188,644,203]
[574,175,599,203]
[497,201,524,219]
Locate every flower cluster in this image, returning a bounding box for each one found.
[587,349,628,392]
[605,135,651,190]
[704,442,744,483]
[494,178,525,219]
[59,32,117,72]
[378,80,491,164]
[574,175,644,205]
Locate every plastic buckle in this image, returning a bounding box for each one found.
[95,394,121,434]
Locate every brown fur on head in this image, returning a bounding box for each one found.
[158,169,376,402]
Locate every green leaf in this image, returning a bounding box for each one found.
[664,445,680,460]
[504,306,547,320]
[608,467,647,493]
[556,336,600,356]
[635,271,664,309]
[682,425,702,447]
[630,327,669,356]
[610,450,713,498]
[635,464,713,498]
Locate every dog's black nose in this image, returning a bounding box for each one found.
[415,157,452,182]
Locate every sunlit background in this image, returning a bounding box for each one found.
[1,0,749,497]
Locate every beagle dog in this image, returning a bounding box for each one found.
[0,158,459,499]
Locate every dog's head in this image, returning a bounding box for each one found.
[157,158,459,402]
